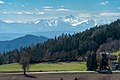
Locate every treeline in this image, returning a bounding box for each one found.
[97,39,120,53]
[0,19,120,64]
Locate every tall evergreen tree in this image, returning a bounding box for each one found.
[99,53,110,70]
[86,51,98,71]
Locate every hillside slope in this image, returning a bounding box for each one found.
[0,35,48,53]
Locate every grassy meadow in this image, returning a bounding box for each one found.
[0,62,86,72]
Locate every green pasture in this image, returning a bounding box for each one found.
[0,62,86,72]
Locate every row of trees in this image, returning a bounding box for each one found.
[86,52,110,71]
[97,39,120,53]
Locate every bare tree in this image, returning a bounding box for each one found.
[19,51,30,75]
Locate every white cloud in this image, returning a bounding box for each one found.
[10,12,23,15]
[2,11,45,15]
[42,6,72,12]
[0,0,4,4]
[2,11,42,15]
[4,20,21,23]
[100,1,109,5]
[99,12,120,17]
[43,8,52,11]
[43,8,72,12]
[56,8,71,11]
[36,11,44,14]
[4,12,21,15]
[42,6,53,11]
[3,12,9,14]
[21,5,25,7]
[24,11,33,14]
[16,12,23,14]
[42,6,53,9]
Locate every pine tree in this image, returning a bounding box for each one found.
[86,51,98,71]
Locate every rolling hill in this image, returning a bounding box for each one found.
[0,34,48,53]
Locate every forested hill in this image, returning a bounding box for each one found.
[0,19,120,64]
[0,35,48,53]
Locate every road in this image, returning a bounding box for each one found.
[1,71,120,74]
[0,71,120,80]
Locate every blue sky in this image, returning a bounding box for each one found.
[0,0,120,22]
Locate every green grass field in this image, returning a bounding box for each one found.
[0,62,86,72]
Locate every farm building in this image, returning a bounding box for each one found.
[97,52,120,71]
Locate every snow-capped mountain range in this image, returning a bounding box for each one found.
[0,15,117,40]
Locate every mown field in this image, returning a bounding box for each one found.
[0,62,86,72]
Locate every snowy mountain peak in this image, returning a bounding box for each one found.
[0,15,116,35]
[26,21,34,24]
[0,20,5,23]
[33,15,96,27]
[65,15,76,19]
[0,16,117,41]
[34,19,42,24]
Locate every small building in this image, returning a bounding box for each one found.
[98,52,118,70]
[110,61,119,70]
